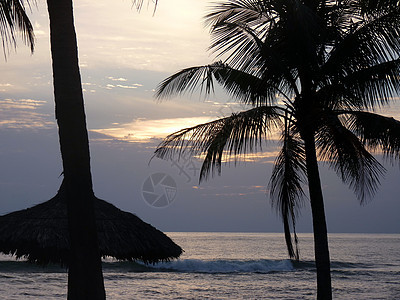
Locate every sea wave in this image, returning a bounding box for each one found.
[0,258,295,274]
[1,257,379,275]
[145,259,294,274]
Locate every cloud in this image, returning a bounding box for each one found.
[103,83,141,90]
[0,83,13,92]
[116,84,138,89]
[193,184,267,198]
[0,99,54,129]
[0,98,46,110]
[107,77,127,82]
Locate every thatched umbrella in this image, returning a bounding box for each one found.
[0,192,182,265]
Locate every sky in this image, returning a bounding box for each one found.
[0,0,399,235]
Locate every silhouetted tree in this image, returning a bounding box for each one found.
[0,0,105,297]
[46,0,155,298]
[2,0,159,299]
[46,0,105,298]
[154,0,400,298]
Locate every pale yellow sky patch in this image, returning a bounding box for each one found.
[195,150,280,165]
[92,116,212,141]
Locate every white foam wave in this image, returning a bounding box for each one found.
[149,259,294,273]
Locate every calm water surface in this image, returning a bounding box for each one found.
[0,232,399,299]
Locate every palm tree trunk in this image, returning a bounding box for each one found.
[303,131,332,300]
[46,0,106,298]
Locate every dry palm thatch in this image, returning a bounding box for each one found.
[0,191,182,265]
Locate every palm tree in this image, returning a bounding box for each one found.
[154,0,400,298]
[45,0,154,299]
[0,0,34,54]
[0,0,104,296]
[0,0,104,297]
[46,0,106,297]
[2,0,157,299]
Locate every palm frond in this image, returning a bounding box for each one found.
[205,0,273,29]
[203,0,303,94]
[154,105,283,181]
[317,58,400,110]
[341,58,400,108]
[156,61,294,106]
[316,114,385,203]
[155,64,218,99]
[205,0,272,71]
[131,0,158,12]
[269,124,306,260]
[0,0,34,53]
[343,111,400,162]
[324,6,400,78]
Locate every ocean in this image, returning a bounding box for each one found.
[0,232,399,299]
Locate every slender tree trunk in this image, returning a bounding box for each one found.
[46,0,106,298]
[303,131,332,300]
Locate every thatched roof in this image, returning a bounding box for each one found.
[0,193,182,265]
